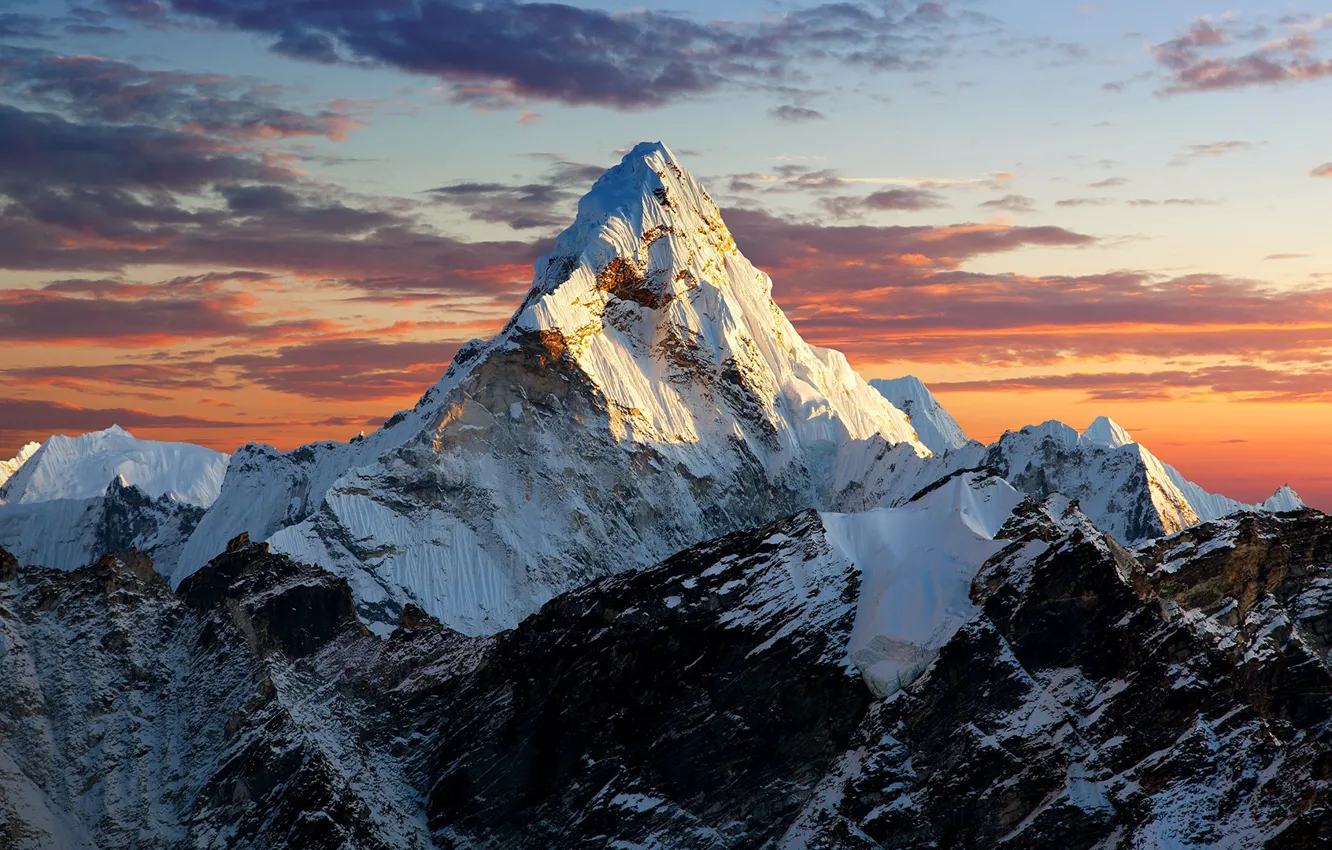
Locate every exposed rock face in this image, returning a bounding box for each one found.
[979,417,1306,545]
[982,420,1200,543]
[6,497,1332,848]
[786,505,1332,848]
[418,510,872,848]
[0,541,463,849]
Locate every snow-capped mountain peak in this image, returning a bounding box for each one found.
[1081,415,1134,449]
[180,141,930,632]
[0,425,229,508]
[869,375,971,454]
[1263,484,1305,512]
[499,140,924,456]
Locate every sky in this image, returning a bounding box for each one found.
[2,0,1331,508]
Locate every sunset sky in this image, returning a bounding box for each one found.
[2,0,1331,508]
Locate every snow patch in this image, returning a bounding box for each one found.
[822,473,1024,696]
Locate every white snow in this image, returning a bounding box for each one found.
[1080,415,1134,449]
[1261,484,1304,513]
[986,415,1298,544]
[822,472,1025,696]
[869,375,971,453]
[0,426,227,508]
[0,441,40,492]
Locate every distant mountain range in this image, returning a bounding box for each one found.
[1,143,1325,849]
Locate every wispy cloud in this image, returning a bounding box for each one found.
[1169,140,1254,166]
[769,105,826,122]
[1154,14,1332,94]
[980,194,1037,213]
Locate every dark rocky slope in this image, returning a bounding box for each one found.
[5,503,1332,848]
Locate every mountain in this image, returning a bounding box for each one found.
[7,474,1332,847]
[0,539,451,849]
[174,141,928,634]
[983,415,1307,543]
[0,425,228,508]
[1263,483,1304,512]
[869,375,971,454]
[0,442,40,491]
[786,500,1332,847]
[0,427,228,573]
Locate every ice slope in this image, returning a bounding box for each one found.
[173,412,434,580]
[0,478,206,573]
[869,375,971,454]
[0,426,228,508]
[1263,484,1304,512]
[186,142,928,633]
[822,472,1025,696]
[0,442,40,492]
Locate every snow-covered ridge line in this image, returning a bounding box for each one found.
[0,441,40,492]
[873,377,1306,545]
[990,414,1305,541]
[0,425,228,508]
[869,375,971,454]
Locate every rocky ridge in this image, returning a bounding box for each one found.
[5,486,1332,848]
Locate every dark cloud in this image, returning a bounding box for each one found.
[0,45,362,140]
[726,208,1094,272]
[712,208,1332,366]
[2,361,238,394]
[0,398,248,434]
[1089,176,1130,188]
[0,12,51,38]
[0,104,286,191]
[1126,198,1219,207]
[819,188,945,219]
[0,96,541,298]
[769,105,826,122]
[107,0,983,109]
[1154,17,1332,94]
[214,339,464,401]
[0,275,336,345]
[427,159,603,230]
[979,194,1037,213]
[725,163,846,195]
[865,188,945,211]
[1055,197,1112,208]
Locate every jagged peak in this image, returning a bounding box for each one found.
[519,141,741,317]
[1011,419,1081,449]
[1081,415,1134,449]
[869,375,970,454]
[1263,483,1305,512]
